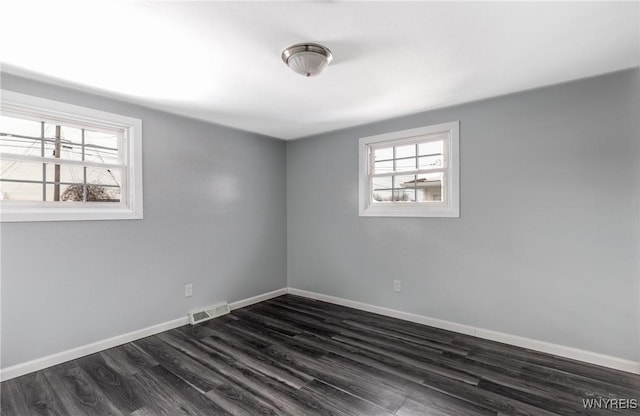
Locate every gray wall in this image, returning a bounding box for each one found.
[287,69,640,361]
[0,73,287,368]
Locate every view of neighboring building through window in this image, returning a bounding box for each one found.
[0,90,143,222]
[359,121,459,217]
[0,115,122,202]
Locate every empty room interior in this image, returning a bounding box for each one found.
[1,1,640,415]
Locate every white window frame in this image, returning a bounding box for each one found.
[0,90,143,222]
[359,121,459,218]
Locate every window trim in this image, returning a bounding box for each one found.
[359,121,459,218]
[0,90,143,222]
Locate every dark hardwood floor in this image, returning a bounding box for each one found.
[2,294,639,415]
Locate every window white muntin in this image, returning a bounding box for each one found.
[359,121,459,218]
[0,90,143,222]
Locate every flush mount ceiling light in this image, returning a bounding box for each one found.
[281,43,333,77]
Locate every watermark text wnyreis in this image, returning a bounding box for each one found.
[583,398,638,410]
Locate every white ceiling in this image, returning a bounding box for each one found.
[2,1,638,140]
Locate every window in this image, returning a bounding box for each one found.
[359,121,459,217]
[0,90,143,222]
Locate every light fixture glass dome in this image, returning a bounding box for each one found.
[282,43,333,77]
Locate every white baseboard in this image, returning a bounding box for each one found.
[229,288,288,311]
[0,287,288,381]
[287,287,640,375]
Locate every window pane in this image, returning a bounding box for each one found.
[85,130,119,164]
[87,167,121,202]
[1,160,43,182]
[0,160,44,200]
[395,157,417,172]
[47,183,81,202]
[374,147,393,161]
[0,181,42,201]
[373,159,393,173]
[373,176,417,203]
[89,185,120,203]
[52,183,121,202]
[395,144,416,159]
[372,190,393,202]
[43,123,83,161]
[1,115,42,137]
[418,154,443,169]
[415,172,443,202]
[418,140,443,156]
[87,167,121,188]
[0,116,43,157]
[45,164,84,184]
[394,174,417,202]
[372,176,392,192]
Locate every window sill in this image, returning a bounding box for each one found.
[0,205,143,222]
[359,204,459,218]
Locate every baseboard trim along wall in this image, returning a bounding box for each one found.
[0,288,288,381]
[287,288,640,375]
[228,288,288,311]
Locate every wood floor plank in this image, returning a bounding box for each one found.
[331,333,480,385]
[2,294,639,416]
[295,379,394,416]
[133,335,224,392]
[101,344,158,377]
[294,331,435,384]
[404,384,498,416]
[264,344,408,412]
[396,397,449,416]
[245,303,339,337]
[263,300,469,360]
[267,297,465,354]
[453,336,640,390]
[132,366,219,416]
[276,295,460,343]
[225,318,327,358]
[467,349,640,399]
[169,333,359,416]
[316,350,498,416]
[14,369,68,415]
[340,319,470,356]
[164,329,311,391]
[76,354,147,414]
[200,334,314,389]
[46,362,123,416]
[130,406,160,416]
[268,297,347,325]
[146,365,234,416]
[174,315,238,340]
[476,379,613,416]
[418,367,563,416]
[0,378,33,416]
[231,308,303,337]
[158,331,315,415]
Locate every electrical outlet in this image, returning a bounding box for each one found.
[185,284,193,297]
[393,280,401,292]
